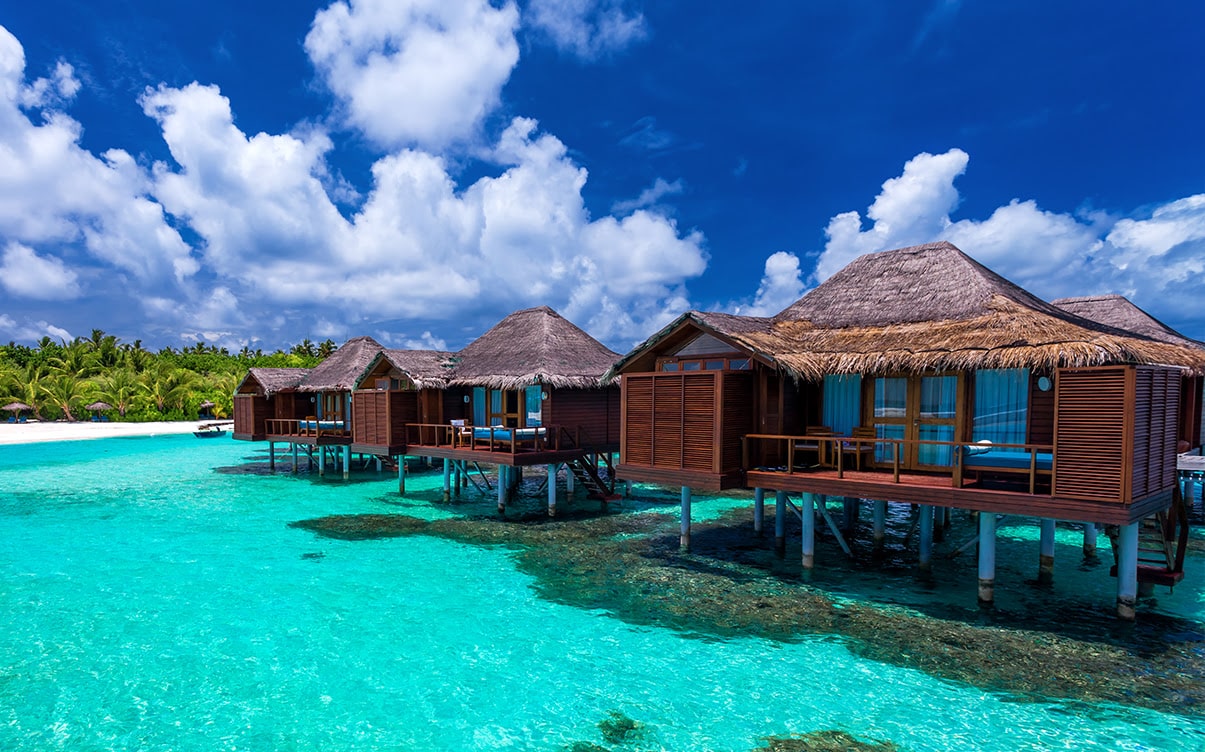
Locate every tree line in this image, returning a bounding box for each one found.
[0,330,335,422]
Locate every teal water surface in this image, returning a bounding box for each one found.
[1,436,1202,750]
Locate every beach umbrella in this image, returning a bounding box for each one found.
[199,400,215,409]
[2,401,31,412]
[85,401,114,411]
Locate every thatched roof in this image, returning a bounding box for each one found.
[612,241,1205,380]
[240,368,311,396]
[1052,294,1205,350]
[603,311,775,382]
[447,306,620,389]
[299,336,385,392]
[372,349,458,389]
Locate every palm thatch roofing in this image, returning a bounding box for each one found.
[367,349,459,389]
[238,368,311,396]
[1052,294,1205,350]
[610,242,1205,381]
[447,306,621,389]
[2,401,32,412]
[299,336,385,392]
[85,401,113,411]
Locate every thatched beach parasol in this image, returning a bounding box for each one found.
[3,401,32,413]
[85,401,113,412]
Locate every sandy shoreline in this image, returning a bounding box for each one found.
[0,420,225,446]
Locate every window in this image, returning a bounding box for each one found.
[658,355,754,371]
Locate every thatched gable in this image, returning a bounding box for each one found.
[1053,294,1205,350]
[299,336,385,392]
[238,367,310,396]
[604,311,776,381]
[447,306,620,389]
[611,242,1205,381]
[368,349,458,389]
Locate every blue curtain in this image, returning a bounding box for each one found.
[489,390,503,426]
[973,369,1029,445]
[473,387,486,426]
[525,386,543,427]
[823,374,861,436]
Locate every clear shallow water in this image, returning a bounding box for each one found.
[0,436,1201,751]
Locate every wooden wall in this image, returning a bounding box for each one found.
[443,387,469,423]
[545,386,620,447]
[1053,365,1180,504]
[233,394,270,438]
[1027,371,1055,445]
[352,390,419,446]
[620,371,752,477]
[1131,367,1179,499]
[274,393,311,420]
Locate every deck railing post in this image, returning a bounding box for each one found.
[787,440,795,475]
[741,437,748,471]
[893,442,900,483]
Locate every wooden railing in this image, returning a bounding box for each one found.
[401,423,603,455]
[265,418,351,440]
[742,432,1054,495]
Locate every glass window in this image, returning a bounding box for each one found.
[525,385,543,427]
[472,387,486,426]
[918,425,955,466]
[874,378,907,418]
[683,361,702,371]
[875,424,905,463]
[823,374,862,437]
[919,376,957,419]
[973,369,1029,445]
[705,360,725,370]
[661,362,679,372]
[729,358,751,370]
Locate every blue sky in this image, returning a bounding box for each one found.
[1,1,1203,353]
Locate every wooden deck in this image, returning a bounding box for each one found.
[745,467,1173,526]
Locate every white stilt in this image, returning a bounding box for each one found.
[343,446,350,480]
[454,461,462,496]
[918,505,934,572]
[753,488,765,535]
[978,512,996,606]
[774,490,787,551]
[680,486,692,549]
[1082,522,1098,557]
[318,446,325,477]
[291,443,298,473]
[398,456,406,494]
[801,492,816,569]
[497,465,507,513]
[1039,518,1056,584]
[566,468,576,494]
[1117,521,1139,620]
[873,499,887,550]
[547,464,558,517]
[442,458,451,502]
[268,441,275,471]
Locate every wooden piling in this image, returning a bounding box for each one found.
[680,486,692,549]
[918,504,933,572]
[774,490,786,552]
[1117,522,1139,620]
[801,492,816,569]
[753,488,765,535]
[1082,522,1098,557]
[1038,518,1056,584]
[978,512,996,606]
[872,499,887,550]
[547,463,558,517]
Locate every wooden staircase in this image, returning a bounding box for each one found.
[1110,490,1189,588]
[568,454,621,501]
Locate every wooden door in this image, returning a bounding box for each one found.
[757,370,784,465]
[870,374,960,470]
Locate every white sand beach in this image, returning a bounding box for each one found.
[0,420,220,446]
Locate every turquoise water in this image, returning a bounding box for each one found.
[0,436,1202,751]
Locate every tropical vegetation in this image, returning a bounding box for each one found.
[0,330,331,423]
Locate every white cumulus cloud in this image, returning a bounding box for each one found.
[732,251,804,317]
[0,242,81,300]
[305,0,520,150]
[526,0,648,60]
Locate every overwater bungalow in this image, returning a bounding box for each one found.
[234,337,386,475]
[349,348,459,458]
[403,306,623,512]
[1053,294,1205,451]
[608,241,1205,618]
[232,367,311,441]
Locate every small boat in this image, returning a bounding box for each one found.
[194,428,226,438]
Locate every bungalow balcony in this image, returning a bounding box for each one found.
[264,417,352,446]
[741,432,1172,526]
[400,422,619,467]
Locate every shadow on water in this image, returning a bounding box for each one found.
[290,493,1205,717]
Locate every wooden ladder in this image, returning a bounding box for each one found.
[1111,488,1189,588]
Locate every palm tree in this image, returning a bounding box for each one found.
[317,339,337,359]
[85,329,123,370]
[90,368,142,417]
[140,364,195,414]
[1,362,49,420]
[49,338,97,379]
[39,373,86,421]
